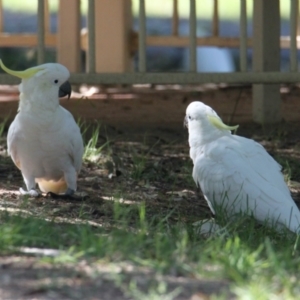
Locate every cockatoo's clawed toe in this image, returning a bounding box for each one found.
[65,188,75,196]
[193,219,227,237]
[46,189,79,200]
[19,188,40,197]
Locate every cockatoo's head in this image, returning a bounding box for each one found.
[185,101,239,145]
[0,60,71,111]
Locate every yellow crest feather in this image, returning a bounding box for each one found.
[0,59,43,79]
[207,115,239,132]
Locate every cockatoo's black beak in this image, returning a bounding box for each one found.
[184,115,188,128]
[59,81,72,99]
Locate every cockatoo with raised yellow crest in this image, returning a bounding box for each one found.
[1,60,84,198]
[185,101,300,233]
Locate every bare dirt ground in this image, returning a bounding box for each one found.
[1,86,300,299]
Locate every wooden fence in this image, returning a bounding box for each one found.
[0,0,299,123]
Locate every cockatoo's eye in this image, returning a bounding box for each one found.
[54,79,59,84]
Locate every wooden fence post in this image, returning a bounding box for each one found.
[57,0,81,72]
[252,0,281,123]
[95,0,132,72]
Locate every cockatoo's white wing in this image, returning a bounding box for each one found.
[7,118,22,169]
[64,108,84,172]
[193,135,300,232]
[56,108,82,165]
[7,106,83,193]
[38,106,83,172]
[37,107,83,193]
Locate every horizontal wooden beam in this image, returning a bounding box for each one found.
[0,31,300,51]
[146,36,300,49]
[1,87,300,130]
[0,33,296,50]
[0,72,300,85]
[0,34,56,47]
[147,36,250,48]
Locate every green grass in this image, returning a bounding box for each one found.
[1,202,300,298]
[0,117,8,138]
[82,123,109,162]
[129,138,161,181]
[1,125,300,298]
[3,0,292,20]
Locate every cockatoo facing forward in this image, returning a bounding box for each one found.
[1,60,84,197]
[185,101,300,233]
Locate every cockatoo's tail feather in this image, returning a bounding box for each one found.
[207,115,239,131]
[0,59,43,79]
[37,179,68,194]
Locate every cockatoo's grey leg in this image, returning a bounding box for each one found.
[62,169,77,197]
[65,188,75,195]
[20,175,40,197]
[62,168,77,191]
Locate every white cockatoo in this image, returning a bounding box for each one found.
[185,101,300,233]
[1,60,84,198]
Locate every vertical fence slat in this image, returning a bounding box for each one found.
[189,0,197,72]
[253,0,281,124]
[290,0,299,71]
[57,0,81,72]
[138,0,147,72]
[37,0,45,64]
[0,0,4,33]
[88,0,96,73]
[44,0,50,33]
[212,0,219,36]
[172,0,179,36]
[239,0,247,71]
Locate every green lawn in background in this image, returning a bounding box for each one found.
[2,0,291,20]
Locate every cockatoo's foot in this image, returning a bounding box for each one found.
[19,188,40,197]
[193,219,229,237]
[46,188,78,200]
